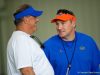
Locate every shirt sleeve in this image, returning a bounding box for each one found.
[91,38,100,74]
[13,36,32,70]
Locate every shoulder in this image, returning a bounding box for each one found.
[44,35,60,46]
[10,33,31,47]
[13,31,30,41]
[11,31,30,41]
[76,32,98,47]
[76,32,95,41]
[76,32,91,38]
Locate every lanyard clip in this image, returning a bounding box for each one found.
[66,64,71,75]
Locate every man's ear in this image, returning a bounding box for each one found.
[72,21,76,28]
[23,17,29,24]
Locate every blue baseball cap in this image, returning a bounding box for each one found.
[14,6,43,20]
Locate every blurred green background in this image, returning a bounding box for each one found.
[0,0,100,75]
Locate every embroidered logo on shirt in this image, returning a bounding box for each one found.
[80,46,86,50]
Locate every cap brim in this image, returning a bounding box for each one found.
[31,10,43,17]
[51,18,66,23]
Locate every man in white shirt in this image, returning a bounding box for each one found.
[7,4,54,75]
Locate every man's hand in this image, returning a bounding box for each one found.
[20,67,35,75]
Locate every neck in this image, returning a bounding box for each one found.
[16,26,31,35]
[62,30,75,41]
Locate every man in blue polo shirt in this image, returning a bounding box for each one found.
[43,9,100,75]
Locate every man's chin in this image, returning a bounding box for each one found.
[33,28,37,32]
[59,34,66,38]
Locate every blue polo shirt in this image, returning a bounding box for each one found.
[43,32,100,75]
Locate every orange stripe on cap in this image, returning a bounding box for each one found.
[51,14,76,23]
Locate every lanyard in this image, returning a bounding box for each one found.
[30,35,44,48]
[59,35,77,75]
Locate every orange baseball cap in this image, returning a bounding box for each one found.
[51,14,76,23]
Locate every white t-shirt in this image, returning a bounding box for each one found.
[7,31,54,75]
